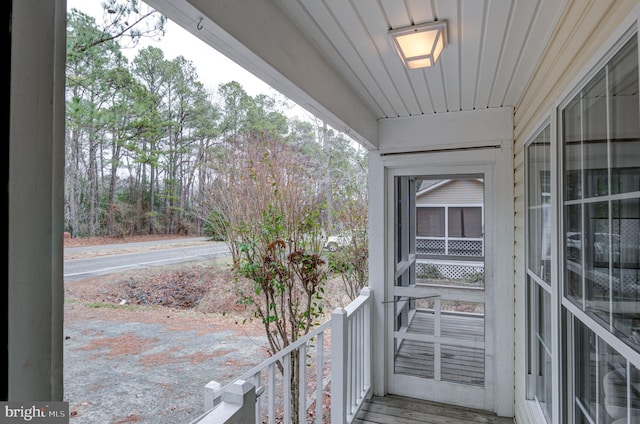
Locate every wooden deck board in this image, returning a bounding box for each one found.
[408,312,485,339]
[354,395,514,424]
[357,311,510,423]
[394,311,486,385]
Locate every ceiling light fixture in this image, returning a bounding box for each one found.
[389,20,448,70]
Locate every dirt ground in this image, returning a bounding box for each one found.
[64,234,197,248]
[63,235,350,424]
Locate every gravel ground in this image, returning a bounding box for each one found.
[64,302,268,424]
[63,237,349,424]
[63,238,269,424]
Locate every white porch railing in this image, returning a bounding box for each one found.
[190,287,372,424]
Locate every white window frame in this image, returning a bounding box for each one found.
[557,26,640,365]
[524,118,561,424]
[555,20,640,424]
[524,13,640,424]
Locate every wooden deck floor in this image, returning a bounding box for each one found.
[394,311,485,385]
[353,395,514,424]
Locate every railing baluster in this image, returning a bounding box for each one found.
[434,296,442,381]
[356,308,362,401]
[361,307,366,397]
[268,363,275,424]
[349,315,354,415]
[353,310,358,409]
[255,373,262,423]
[298,343,307,424]
[362,306,367,397]
[357,309,362,402]
[315,333,324,424]
[351,312,355,411]
[284,353,291,423]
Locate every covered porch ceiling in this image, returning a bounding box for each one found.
[145,0,568,149]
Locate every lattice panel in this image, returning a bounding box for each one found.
[417,239,445,254]
[591,267,640,297]
[448,240,483,256]
[416,262,484,283]
[618,218,640,265]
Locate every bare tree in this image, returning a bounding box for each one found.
[207,134,327,422]
[327,194,369,300]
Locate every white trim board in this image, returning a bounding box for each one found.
[377,107,513,155]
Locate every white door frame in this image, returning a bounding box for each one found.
[368,141,514,416]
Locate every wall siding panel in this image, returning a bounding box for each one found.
[511,1,638,423]
[515,0,637,142]
[416,180,484,205]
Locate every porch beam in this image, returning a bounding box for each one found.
[378,107,513,154]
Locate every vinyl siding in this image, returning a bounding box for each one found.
[511,1,638,423]
[416,179,484,205]
[514,0,637,142]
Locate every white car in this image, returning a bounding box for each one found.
[324,233,348,252]
[324,229,366,252]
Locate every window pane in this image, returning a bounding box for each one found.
[536,285,553,421]
[565,204,583,307]
[584,201,611,326]
[448,207,463,237]
[583,69,609,199]
[611,198,640,350]
[611,36,640,196]
[448,207,482,238]
[463,207,482,238]
[538,286,552,346]
[417,207,445,237]
[575,320,597,422]
[574,408,590,424]
[536,343,553,422]
[598,338,627,424]
[528,126,552,283]
[564,97,582,201]
[573,321,627,423]
[528,134,551,208]
[529,207,551,283]
[573,317,640,424]
[396,176,416,262]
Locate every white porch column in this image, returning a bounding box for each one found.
[367,151,387,396]
[8,0,66,400]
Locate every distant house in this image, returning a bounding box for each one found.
[415,178,485,282]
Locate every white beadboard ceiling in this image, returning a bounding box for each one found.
[147,0,568,147]
[274,0,565,117]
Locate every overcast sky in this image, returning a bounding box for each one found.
[66,0,314,120]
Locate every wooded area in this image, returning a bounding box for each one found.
[65,5,368,239]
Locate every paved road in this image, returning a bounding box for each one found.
[64,238,230,282]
